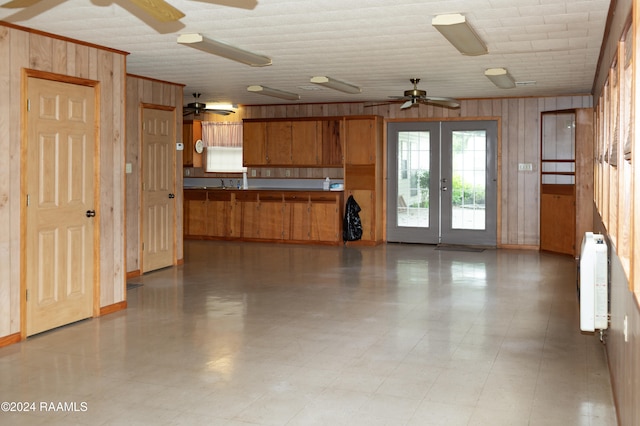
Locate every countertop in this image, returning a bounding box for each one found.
[184,186,343,192]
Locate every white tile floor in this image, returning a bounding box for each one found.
[0,241,617,425]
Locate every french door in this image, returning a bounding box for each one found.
[387,120,498,246]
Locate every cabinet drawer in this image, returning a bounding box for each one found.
[184,190,207,201]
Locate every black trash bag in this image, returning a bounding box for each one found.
[343,195,363,242]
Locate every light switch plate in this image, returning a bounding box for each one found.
[518,163,533,171]
[125,163,132,174]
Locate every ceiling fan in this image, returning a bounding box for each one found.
[368,78,460,109]
[184,93,236,116]
[1,0,258,26]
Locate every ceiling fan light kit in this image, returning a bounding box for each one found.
[484,68,516,89]
[432,13,487,56]
[247,85,300,101]
[177,33,272,67]
[206,103,237,115]
[184,93,237,116]
[310,76,361,94]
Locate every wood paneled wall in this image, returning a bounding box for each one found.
[592,1,640,424]
[125,75,184,274]
[0,23,127,339]
[238,95,592,247]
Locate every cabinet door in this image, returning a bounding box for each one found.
[320,119,343,166]
[182,123,194,167]
[291,121,320,165]
[184,190,207,237]
[243,121,267,165]
[228,196,242,239]
[310,201,340,242]
[345,118,376,165]
[290,201,311,241]
[259,200,286,239]
[266,121,292,165]
[206,192,230,238]
[242,198,261,238]
[348,190,375,242]
[540,185,576,255]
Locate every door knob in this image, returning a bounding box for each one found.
[86,210,96,217]
[442,187,448,191]
[168,193,175,199]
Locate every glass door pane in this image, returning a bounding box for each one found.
[397,131,430,228]
[451,130,487,230]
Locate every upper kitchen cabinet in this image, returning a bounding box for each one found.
[242,118,343,167]
[344,116,383,165]
[243,120,266,166]
[319,119,343,166]
[291,120,321,165]
[265,121,292,165]
[182,119,202,167]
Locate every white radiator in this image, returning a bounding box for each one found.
[579,232,608,332]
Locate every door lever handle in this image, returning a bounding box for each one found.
[168,193,175,199]
[441,187,448,191]
[86,210,96,218]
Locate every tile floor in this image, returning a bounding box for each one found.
[0,241,617,425]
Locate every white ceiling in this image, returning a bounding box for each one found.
[0,0,611,108]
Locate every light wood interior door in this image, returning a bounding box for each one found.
[142,107,176,273]
[26,77,97,336]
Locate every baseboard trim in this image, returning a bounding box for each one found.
[498,244,539,251]
[99,301,127,316]
[126,270,141,279]
[0,332,21,348]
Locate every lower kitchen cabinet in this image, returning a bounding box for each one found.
[206,191,232,238]
[185,189,343,245]
[184,190,207,237]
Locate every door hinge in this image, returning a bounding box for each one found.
[25,289,29,301]
[26,194,30,206]
[142,242,144,251]
[27,98,31,112]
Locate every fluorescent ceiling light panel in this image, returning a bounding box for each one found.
[247,85,300,101]
[432,13,487,56]
[484,68,516,89]
[310,76,361,94]
[177,33,271,67]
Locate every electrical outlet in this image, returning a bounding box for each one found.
[125,163,132,174]
[285,169,291,177]
[266,169,271,177]
[251,169,256,177]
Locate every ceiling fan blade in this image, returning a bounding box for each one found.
[425,97,460,108]
[1,0,42,7]
[400,100,415,109]
[190,0,258,9]
[364,102,394,108]
[117,0,185,33]
[129,0,185,22]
